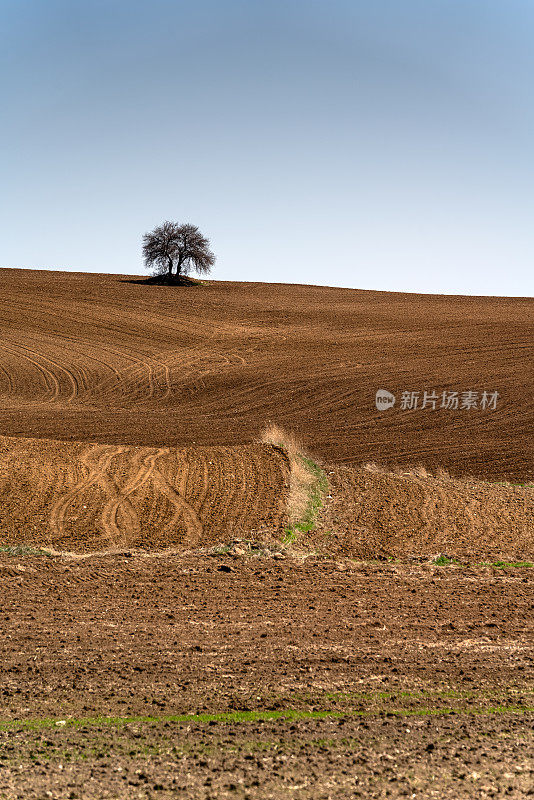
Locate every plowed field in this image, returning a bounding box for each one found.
[0,268,532,481]
[0,436,289,552]
[1,551,533,799]
[0,268,533,798]
[309,464,534,561]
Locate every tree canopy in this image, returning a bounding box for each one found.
[142,221,215,280]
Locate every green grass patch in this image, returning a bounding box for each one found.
[0,545,50,557]
[2,703,533,734]
[284,454,329,544]
[282,528,298,545]
[296,455,329,532]
[489,481,534,488]
[284,686,534,705]
[209,544,232,555]
[432,554,461,566]
[429,555,534,569]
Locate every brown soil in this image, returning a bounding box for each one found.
[309,464,534,561]
[0,436,289,552]
[0,268,532,482]
[0,268,532,797]
[0,551,532,798]
[1,433,532,558]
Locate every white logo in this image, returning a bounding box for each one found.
[374,388,500,411]
[375,389,396,411]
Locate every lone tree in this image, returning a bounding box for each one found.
[142,221,216,281]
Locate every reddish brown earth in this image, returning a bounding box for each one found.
[310,464,534,561]
[0,268,532,481]
[1,433,532,558]
[0,551,533,798]
[0,268,532,797]
[0,436,289,552]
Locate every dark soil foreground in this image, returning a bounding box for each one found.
[1,550,533,799]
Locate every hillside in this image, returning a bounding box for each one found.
[0,268,532,481]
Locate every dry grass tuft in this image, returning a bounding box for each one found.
[260,424,317,525]
[286,456,317,525]
[260,423,310,460]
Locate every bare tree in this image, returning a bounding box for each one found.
[142,221,178,276]
[173,223,216,277]
[142,221,215,279]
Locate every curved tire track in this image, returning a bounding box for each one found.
[49,445,128,541]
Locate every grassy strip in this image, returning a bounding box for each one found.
[489,481,534,488]
[2,542,531,569]
[295,686,534,703]
[283,454,328,544]
[432,554,534,568]
[2,704,533,733]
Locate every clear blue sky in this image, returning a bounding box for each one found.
[2,0,533,295]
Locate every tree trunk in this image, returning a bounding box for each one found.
[167,256,173,275]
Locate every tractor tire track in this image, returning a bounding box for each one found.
[49,446,128,540]
[0,342,61,402]
[2,338,80,403]
[150,468,204,545]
